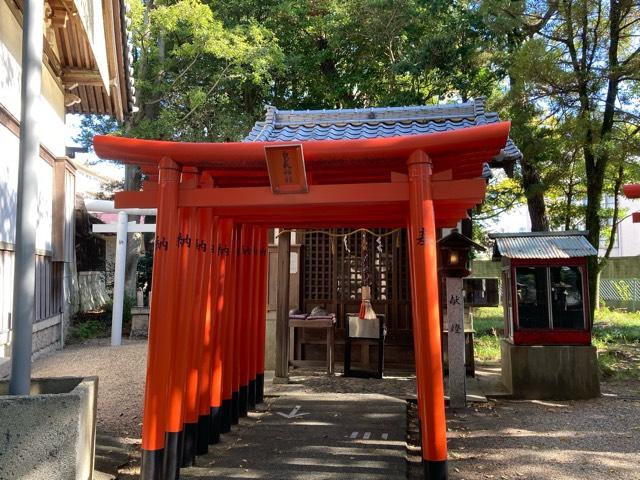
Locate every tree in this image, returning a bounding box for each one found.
[484,0,640,312]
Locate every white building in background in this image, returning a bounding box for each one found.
[599,195,640,258]
[0,0,135,371]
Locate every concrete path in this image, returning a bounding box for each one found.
[181,393,407,480]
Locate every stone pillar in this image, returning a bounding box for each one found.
[446,276,466,408]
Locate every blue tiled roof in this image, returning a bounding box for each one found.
[244,97,522,169]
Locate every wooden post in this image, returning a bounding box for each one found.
[407,150,448,480]
[275,230,291,381]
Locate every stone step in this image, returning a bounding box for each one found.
[0,358,10,380]
[94,434,132,479]
[93,471,116,480]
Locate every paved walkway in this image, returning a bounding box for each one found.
[181,393,407,480]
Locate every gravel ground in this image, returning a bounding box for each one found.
[443,381,640,480]
[270,367,418,398]
[31,340,640,479]
[31,338,147,440]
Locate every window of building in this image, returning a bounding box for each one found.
[515,267,549,329]
[515,265,586,331]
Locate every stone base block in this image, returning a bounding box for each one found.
[0,376,98,480]
[130,307,150,338]
[501,339,600,400]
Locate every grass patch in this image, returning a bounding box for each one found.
[471,306,640,378]
[593,307,640,380]
[472,306,503,363]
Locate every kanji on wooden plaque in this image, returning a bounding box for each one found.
[265,144,308,194]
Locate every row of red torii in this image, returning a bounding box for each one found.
[94,121,513,480]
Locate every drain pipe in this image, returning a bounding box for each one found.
[10,0,44,395]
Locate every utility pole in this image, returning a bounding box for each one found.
[10,0,44,395]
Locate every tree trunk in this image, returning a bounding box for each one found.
[584,153,607,315]
[521,158,549,231]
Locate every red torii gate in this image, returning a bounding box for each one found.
[94,121,512,480]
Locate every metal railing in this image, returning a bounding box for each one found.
[600,279,640,312]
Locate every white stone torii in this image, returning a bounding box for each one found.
[86,199,156,346]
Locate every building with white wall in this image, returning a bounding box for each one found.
[0,0,134,366]
[598,195,640,258]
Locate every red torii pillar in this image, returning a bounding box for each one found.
[140,157,180,479]
[407,150,448,479]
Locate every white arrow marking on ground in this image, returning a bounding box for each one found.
[276,405,310,419]
[363,432,371,440]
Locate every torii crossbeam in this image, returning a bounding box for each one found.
[93,121,512,480]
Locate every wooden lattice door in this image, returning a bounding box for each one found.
[301,229,413,365]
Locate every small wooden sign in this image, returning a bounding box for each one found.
[265,144,308,194]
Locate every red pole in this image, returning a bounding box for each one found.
[255,228,269,403]
[162,203,196,478]
[407,150,448,480]
[209,218,233,441]
[140,157,180,480]
[220,221,237,433]
[231,225,243,425]
[240,225,256,408]
[406,218,427,437]
[237,225,253,417]
[246,227,259,410]
[191,210,216,457]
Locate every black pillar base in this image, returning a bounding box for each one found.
[424,460,448,480]
[163,431,182,480]
[239,385,248,417]
[256,373,264,404]
[196,415,210,455]
[248,378,256,410]
[140,448,164,480]
[220,398,232,433]
[181,422,198,467]
[231,391,240,425]
[209,406,221,444]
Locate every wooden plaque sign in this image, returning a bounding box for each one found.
[265,144,308,194]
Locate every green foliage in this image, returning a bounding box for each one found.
[472,306,503,362]
[73,115,120,150]
[473,306,504,334]
[70,296,135,341]
[137,251,154,304]
[79,0,502,145]
[481,0,640,246]
[593,307,640,345]
[71,317,110,340]
[75,0,640,252]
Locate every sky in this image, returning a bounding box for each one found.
[65,114,124,181]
